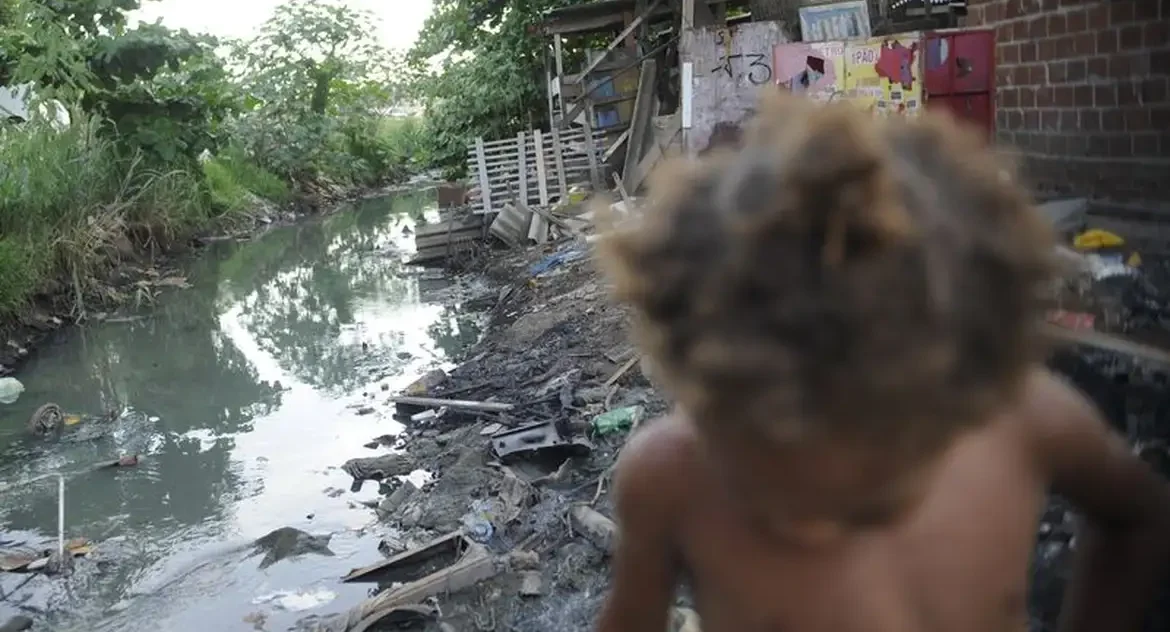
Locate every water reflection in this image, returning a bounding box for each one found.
[0,188,486,630]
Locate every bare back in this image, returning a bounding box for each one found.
[597,369,1170,632]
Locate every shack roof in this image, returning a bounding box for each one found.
[539,0,747,35]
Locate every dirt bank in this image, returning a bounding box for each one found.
[329,235,1170,632]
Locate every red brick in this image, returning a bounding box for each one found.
[1067,134,1088,156]
[1109,0,1137,25]
[1080,109,1101,131]
[1146,22,1170,49]
[969,5,986,24]
[1038,38,1058,61]
[1007,109,1024,130]
[997,66,1014,86]
[1002,43,1020,65]
[1047,13,1067,36]
[1013,19,1030,40]
[1110,54,1135,78]
[1041,109,1059,130]
[1066,59,1087,82]
[1047,61,1067,83]
[1119,25,1144,50]
[1074,85,1093,106]
[1054,35,1077,59]
[1136,0,1162,20]
[1005,0,1024,19]
[1037,86,1055,106]
[1029,17,1048,38]
[1153,50,1170,76]
[996,109,1009,128]
[1025,109,1040,129]
[1086,3,1109,28]
[1020,87,1037,107]
[1103,109,1125,131]
[1002,87,1020,107]
[1048,134,1070,154]
[1059,110,1080,131]
[1087,55,1109,79]
[1066,9,1088,32]
[1108,135,1132,157]
[1153,107,1170,129]
[1124,107,1152,131]
[1095,84,1118,106]
[1143,78,1169,104]
[997,24,1013,43]
[1096,28,1119,54]
[1074,32,1097,56]
[1087,135,1109,156]
[1118,80,1143,106]
[1021,41,1038,63]
[1133,134,1159,157]
[1030,63,1048,84]
[1054,86,1075,106]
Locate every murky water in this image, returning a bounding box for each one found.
[0,190,486,630]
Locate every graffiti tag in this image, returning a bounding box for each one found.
[711,53,773,85]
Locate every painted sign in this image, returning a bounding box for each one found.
[773,41,846,103]
[843,34,923,116]
[799,1,871,43]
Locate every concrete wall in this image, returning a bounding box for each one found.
[963,0,1169,209]
[680,20,792,154]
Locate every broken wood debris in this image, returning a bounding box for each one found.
[389,396,515,414]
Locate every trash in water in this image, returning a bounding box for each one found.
[591,406,644,435]
[252,586,337,611]
[0,377,24,405]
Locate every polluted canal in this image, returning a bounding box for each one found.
[0,189,488,631]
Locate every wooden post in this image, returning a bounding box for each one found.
[552,127,569,202]
[682,0,694,29]
[534,130,550,207]
[623,59,658,192]
[680,61,693,156]
[474,137,492,215]
[517,131,529,207]
[553,35,566,118]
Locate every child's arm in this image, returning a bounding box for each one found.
[1026,369,1170,632]
[597,421,683,632]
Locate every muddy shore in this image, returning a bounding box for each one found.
[0,179,427,378]
[327,235,1170,632]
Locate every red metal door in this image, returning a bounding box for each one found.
[952,31,994,94]
[928,94,993,140]
[924,34,953,96]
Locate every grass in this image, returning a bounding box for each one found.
[0,112,428,324]
[0,116,256,320]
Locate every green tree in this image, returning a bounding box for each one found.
[407,0,592,172]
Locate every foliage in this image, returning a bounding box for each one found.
[407,0,587,172]
[229,0,410,183]
[0,113,213,318]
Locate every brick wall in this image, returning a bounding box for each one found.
[963,0,1170,209]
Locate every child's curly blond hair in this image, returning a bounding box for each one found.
[599,94,1055,450]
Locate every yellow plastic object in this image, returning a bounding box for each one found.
[1127,251,1142,268]
[64,414,82,426]
[1073,229,1125,250]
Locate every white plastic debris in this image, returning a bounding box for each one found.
[0,377,25,405]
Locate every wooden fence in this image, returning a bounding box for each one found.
[467,127,606,215]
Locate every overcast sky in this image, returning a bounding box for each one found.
[132,0,434,49]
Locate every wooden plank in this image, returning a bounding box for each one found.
[680,61,693,154]
[622,60,658,192]
[582,114,602,189]
[474,137,492,215]
[389,396,514,413]
[534,130,550,207]
[552,127,569,201]
[630,113,681,194]
[604,129,630,162]
[567,0,664,86]
[682,0,695,29]
[517,132,529,208]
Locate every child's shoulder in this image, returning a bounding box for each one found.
[611,414,702,519]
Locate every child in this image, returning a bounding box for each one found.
[594,94,1170,632]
